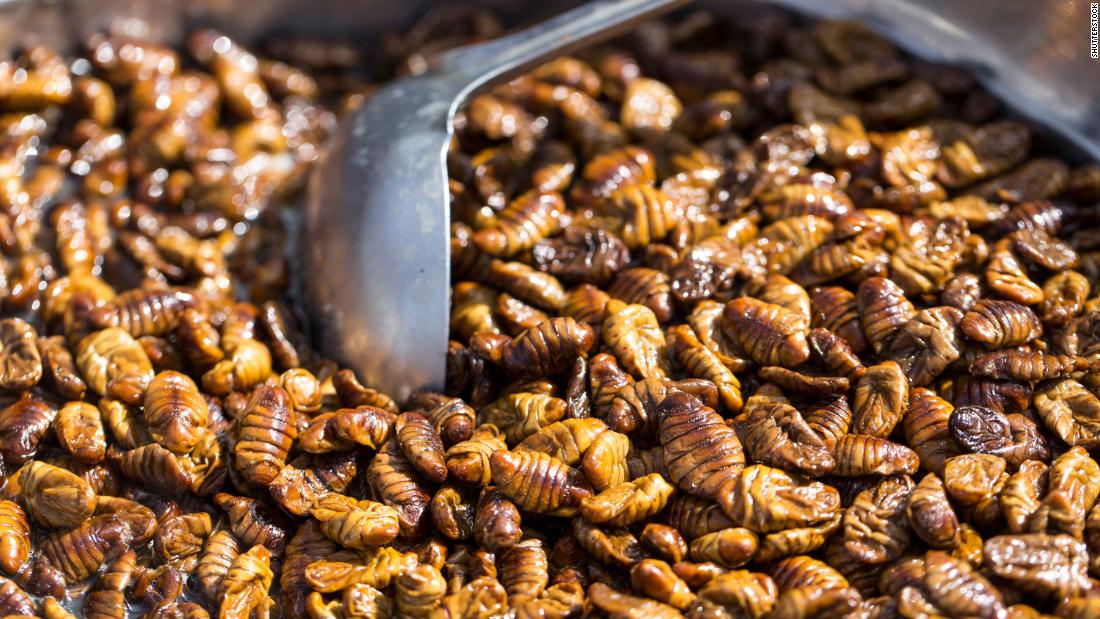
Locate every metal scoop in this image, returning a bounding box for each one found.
[303,0,688,402]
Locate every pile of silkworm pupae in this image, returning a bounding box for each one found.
[2,4,1100,619]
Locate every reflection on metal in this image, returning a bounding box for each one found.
[304,0,685,402]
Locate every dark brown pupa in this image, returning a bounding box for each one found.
[500,317,596,377]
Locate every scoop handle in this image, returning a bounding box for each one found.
[435,0,691,97]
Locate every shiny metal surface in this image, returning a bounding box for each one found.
[0,0,1096,402]
[304,0,688,402]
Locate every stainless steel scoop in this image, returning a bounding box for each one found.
[303,0,688,402]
